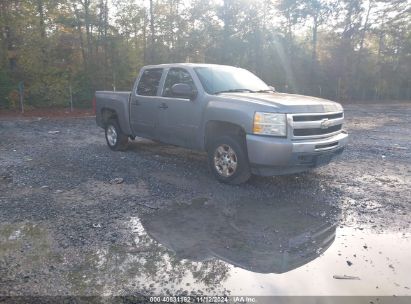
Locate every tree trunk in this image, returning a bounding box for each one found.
[149,0,156,64]
[103,0,109,88]
[358,1,372,59]
[376,17,385,100]
[168,0,174,61]
[143,9,148,65]
[311,14,318,68]
[82,0,92,58]
[36,0,46,66]
[221,0,230,63]
[72,4,88,72]
[0,1,9,68]
[354,0,373,98]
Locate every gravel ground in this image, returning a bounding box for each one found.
[0,103,410,297]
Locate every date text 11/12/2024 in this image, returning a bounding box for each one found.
[149,296,257,303]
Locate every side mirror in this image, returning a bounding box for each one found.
[268,85,276,92]
[171,83,197,99]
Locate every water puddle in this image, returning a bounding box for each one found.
[1,197,410,296]
[133,198,411,296]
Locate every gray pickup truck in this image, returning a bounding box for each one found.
[95,63,348,184]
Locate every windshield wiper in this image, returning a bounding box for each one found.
[253,89,275,93]
[214,89,255,94]
[214,88,275,94]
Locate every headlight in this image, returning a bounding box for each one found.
[253,112,286,136]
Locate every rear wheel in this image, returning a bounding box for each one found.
[208,135,251,184]
[105,119,128,151]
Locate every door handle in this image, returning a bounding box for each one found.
[159,103,168,109]
[133,100,141,105]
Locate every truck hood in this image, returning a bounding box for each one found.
[219,92,343,113]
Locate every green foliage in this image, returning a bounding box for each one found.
[0,0,410,109]
[0,70,14,109]
[72,79,94,109]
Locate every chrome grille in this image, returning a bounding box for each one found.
[292,112,343,122]
[290,112,344,139]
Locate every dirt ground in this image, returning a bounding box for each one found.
[0,103,410,299]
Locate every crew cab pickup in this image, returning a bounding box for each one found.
[95,63,348,184]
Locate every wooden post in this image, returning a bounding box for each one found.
[18,81,24,114]
[69,84,73,112]
[112,72,116,91]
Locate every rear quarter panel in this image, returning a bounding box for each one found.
[95,91,132,135]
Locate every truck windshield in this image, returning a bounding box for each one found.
[194,66,271,95]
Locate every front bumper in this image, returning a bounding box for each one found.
[246,131,348,176]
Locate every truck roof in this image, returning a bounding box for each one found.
[142,63,238,69]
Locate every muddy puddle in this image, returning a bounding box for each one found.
[135,198,411,296]
[1,197,410,297]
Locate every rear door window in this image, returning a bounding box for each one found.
[136,68,163,96]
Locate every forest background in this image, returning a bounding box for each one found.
[0,0,410,110]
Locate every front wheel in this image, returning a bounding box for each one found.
[207,135,251,184]
[105,119,129,151]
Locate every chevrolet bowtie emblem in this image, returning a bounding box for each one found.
[320,118,331,129]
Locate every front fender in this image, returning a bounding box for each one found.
[203,100,255,134]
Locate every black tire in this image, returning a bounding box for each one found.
[105,119,129,151]
[207,135,251,184]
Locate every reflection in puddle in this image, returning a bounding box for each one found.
[221,228,411,296]
[136,197,410,296]
[141,198,337,274]
[1,197,410,296]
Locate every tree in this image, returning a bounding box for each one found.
[0,0,410,110]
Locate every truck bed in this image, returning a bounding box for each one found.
[95,91,132,135]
